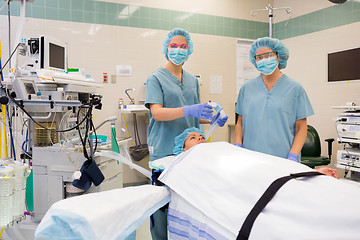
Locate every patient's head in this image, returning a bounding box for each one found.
[173,127,206,155]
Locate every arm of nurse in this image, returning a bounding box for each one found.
[150,104,210,123]
[150,104,185,121]
[234,115,243,145]
[289,118,308,155]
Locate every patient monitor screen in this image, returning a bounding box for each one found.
[24,82,36,94]
[49,43,65,70]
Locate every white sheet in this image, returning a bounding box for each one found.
[35,185,170,240]
[149,155,176,170]
[160,142,360,240]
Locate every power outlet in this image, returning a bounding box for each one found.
[111,75,116,83]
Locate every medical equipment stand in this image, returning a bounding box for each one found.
[250,4,292,38]
[332,105,360,181]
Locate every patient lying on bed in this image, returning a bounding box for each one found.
[158,127,358,240]
[173,127,338,178]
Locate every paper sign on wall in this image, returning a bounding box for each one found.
[210,75,223,94]
[236,39,258,94]
[116,65,132,76]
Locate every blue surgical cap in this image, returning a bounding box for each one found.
[173,127,204,155]
[249,37,289,70]
[162,28,194,61]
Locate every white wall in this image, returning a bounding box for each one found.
[274,0,335,21]
[107,0,271,21]
[282,21,360,175]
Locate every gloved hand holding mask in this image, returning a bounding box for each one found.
[183,103,213,119]
[210,112,228,127]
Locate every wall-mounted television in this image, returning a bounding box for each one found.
[328,47,360,83]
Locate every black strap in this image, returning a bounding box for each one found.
[236,171,323,240]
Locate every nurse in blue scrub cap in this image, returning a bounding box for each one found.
[145,28,228,162]
[145,28,228,240]
[234,37,314,163]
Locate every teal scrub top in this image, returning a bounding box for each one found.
[235,74,314,158]
[145,67,200,161]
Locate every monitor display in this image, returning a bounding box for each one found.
[24,82,36,94]
[39,36,67,71]
[49,43,65,70]
[328,47,360,82]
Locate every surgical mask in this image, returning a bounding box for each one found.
[168,48,188,65]
[256,56,279,75]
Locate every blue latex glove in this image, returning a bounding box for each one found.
[209,112,228,127]
[287,153,299,162]
[234,143,242,148]
[183,103,213,119]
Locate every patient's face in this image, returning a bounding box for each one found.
[183,132,206,152]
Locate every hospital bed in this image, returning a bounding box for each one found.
[35,142,360,240]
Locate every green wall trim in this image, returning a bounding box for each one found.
[2,1,359,40]
[274,1,360,39]
[0,0,268,39]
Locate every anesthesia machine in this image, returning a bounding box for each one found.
[0,34,128,232]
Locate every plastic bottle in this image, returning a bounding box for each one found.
[119,98,124,109]
[12,162,29,221]
[0,165,14,227]
[205,102,226,140]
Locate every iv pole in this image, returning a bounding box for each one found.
[250,4,292,38]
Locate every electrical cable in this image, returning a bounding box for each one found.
[21,118,29,135]
[0,43,21,75]
[58,110,72,142]
[133,114,138,145]
[76,104,98,162]
[8,0,11,70]
[6,92,90,133]
[2,53,88,134]
[77,106,91,160]
[21,139,30,156]
[90,119,98,153]
[5,104,16,160]
[136,115,141,144]
[48,110,57,145]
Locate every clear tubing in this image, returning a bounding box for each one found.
[12,0,26,70]
[96,151,151,179]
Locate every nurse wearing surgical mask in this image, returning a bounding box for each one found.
[145,28,228,240]
[146,28,227,162]
[234,37,314,163]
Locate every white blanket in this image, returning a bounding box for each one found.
[159,142,360,240]
[35,185,170,240]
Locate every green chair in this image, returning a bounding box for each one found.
[301,125,334,168]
